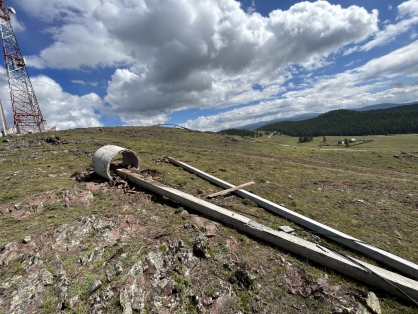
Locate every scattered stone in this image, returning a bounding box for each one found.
[204,222,219,237]
[288,195,293,200]
[114,261,123,276]
[279,226,295,233]
[90,295,104,313]
[276,254,286,266]
[44,136,68,145]
[210,285,236,314]
[225,236,238,251]
[54,269,68,310]
[41,269,53,286]
[364,292,381,314]
[8,255,44,314]
[120,287,133,314]
[193,235,210,259]
[22,236,31,244]
[69,296,79,309]
[235,269,256,288]
[87,279,102,296]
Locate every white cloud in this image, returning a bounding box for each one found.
[10,15,26,33]
[183,40,418,130]
[32,75,104,130]
[246,0,256,14]
[360,0,418,51]
[94,0,377,124]
[71,80,85,85]
[26,21,133,69]
[18,0,403,129]
[0,67,103,130]
[398,0,418,16]
[342,45,359,56]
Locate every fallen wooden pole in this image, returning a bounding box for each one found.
[207,181,255,198]
[111,165,418,303]
[167,157,418,281]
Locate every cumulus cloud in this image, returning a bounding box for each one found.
[32,75,104,129]
[360,0,418,51]
[183,40,418,130]
[0,67,103,130]
[19,0,379,126]
[398,0,418,16]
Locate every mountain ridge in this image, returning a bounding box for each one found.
[237,101,416,130]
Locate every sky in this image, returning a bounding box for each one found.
[1,0,418,131]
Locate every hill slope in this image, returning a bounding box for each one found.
[1,127,417,313]
[237,101,416,130]
[257,103,418,136]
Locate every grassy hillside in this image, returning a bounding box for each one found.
[258,104,418,136]
[1,127,418,313]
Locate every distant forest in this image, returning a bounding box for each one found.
[218,128,265,137]
[257,103,418,136]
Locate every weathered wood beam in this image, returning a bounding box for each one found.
[112,165,418,303]
[207,181,255,198]
[167,157,418,281]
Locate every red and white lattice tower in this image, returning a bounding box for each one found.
[0,0,48,134]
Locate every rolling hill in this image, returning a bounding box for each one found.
[257,102,418,136]
[237,101,417,130]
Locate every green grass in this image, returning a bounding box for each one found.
[0,127,417,313]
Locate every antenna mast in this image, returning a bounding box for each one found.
[0,0,48,134]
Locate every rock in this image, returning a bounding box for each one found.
[225,237,238,250]
[235,269,256,288]
[101,286,114,301]
[22,236,31,244]
[364,292,381,314]
[120,288,133,314]
[87,279,102,296]
[114,261,123,275]
[210,286,236,314]
[9,255,44,314]
[90,295,104,313]
[54,269,68,310]
[357,303,371,314]
[69,296,79,309]
[205,222,219,237]
[193,235,210,259]
[42,269,53,286]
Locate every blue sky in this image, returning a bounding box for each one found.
[1,0,418,131]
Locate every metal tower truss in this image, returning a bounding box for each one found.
[0,0,47,134]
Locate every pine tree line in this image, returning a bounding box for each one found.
[257,106,418,136]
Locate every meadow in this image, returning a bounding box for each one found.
[0,127,417,313]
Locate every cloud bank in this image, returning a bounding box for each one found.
[5,0,417,130]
